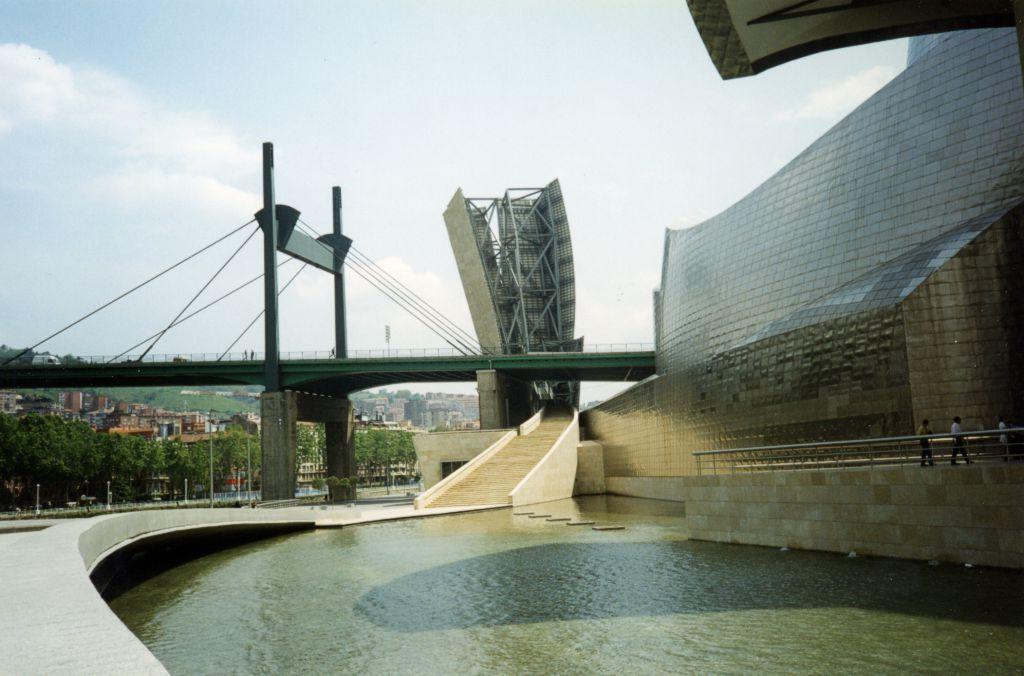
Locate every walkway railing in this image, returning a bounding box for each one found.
[5,343,655,366]
[694,429,1024,475]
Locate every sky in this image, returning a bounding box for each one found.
[0,1,908,401]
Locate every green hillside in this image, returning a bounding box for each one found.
[16,386,261,414]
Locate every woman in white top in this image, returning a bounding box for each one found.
[951,416,970,465]
[999,415,1009,462]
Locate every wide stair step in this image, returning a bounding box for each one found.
[424,409,572,508]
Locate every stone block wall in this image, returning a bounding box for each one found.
[685,464,1024,569]
[573,441,606,496]
[510,411,579,507]
[413,428,512,489]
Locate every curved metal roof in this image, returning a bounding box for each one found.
[686,0,1012,79]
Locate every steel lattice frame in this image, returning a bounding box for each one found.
[460,180,582,403]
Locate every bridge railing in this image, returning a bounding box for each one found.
[694,429,1024,475]
[3,343,656,366]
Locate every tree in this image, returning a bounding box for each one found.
[325,475,356,503]
[355,428,416,486]
[295,423,325,474]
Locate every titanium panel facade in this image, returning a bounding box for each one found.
[584,28,1024,478]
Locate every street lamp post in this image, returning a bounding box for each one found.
[209,410,215,507]
[246,436,252,502]
[106,480,111,510]
[35,483,40,516]
[185,477,189,505]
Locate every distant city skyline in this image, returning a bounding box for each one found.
[0,1,907,401]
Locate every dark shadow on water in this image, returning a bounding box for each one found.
[93,523,309,601]
[356,541,1024,632]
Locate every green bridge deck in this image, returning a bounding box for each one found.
[0,351,656,396]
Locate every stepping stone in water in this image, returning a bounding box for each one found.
[566,521,595,526]
[592,525,626,531]
[546,517,571,522]
[528,514,552,519]
[512,512,534,516]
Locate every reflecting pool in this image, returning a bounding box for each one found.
[110,496,1024,674]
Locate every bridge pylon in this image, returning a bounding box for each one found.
[254,142,355,500]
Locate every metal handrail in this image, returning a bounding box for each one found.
[695,428,1024,475]
[694,428,1020,456]
[2,343,656,366]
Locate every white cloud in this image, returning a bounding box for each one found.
[774,65,897,122]
[346,255,476,347]
[0,44,76,125]
[277,253,477,353]
[94,168,259,223]
[0,42,257,217]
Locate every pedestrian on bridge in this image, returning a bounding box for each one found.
[917,419,933,466]
[951,416,970,465]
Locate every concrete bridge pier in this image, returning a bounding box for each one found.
[260,391,355,500]
[477,369,532,429]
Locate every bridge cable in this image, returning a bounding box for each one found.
[133,224,260,363]
[294,220,477,355]
[107,258,297,363]
[342,256,478,355]
[295,219,477,353]
[1,219,256,367]
[217,263,308,361]
[346,247,481,352]
[346,244,481,350]
[292,220,475,354]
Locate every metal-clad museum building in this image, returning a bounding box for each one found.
[585,28,1024,478]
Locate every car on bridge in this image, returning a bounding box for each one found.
[30,354,61,365]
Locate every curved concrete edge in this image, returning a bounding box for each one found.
[0,508,323,675]
[518,406,546,436]
[0,502,508,674]
[510,409,580,507]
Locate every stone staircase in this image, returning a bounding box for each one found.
[422,408,573,508]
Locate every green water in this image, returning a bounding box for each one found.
[110,496,1024,674]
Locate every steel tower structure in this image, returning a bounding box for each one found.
[444,179,582,404]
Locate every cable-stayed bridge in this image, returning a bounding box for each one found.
[0,348,654,394]
[2,142,653,499]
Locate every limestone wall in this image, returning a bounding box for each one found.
[510,410,580,506]
[414,430,518,508]
[413,428,513,489]
[605,476,689,502]
[685,465,1024,569]
[573,441,606,496]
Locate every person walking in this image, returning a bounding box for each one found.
[917,419,934,466]
[951,416,970,465]
[998,415,1010,462]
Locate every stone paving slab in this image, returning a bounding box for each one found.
[0,503,504,674]
[0,519,62,533]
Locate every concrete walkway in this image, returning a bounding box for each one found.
[0,502,504,675]
[0,518,63,534]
